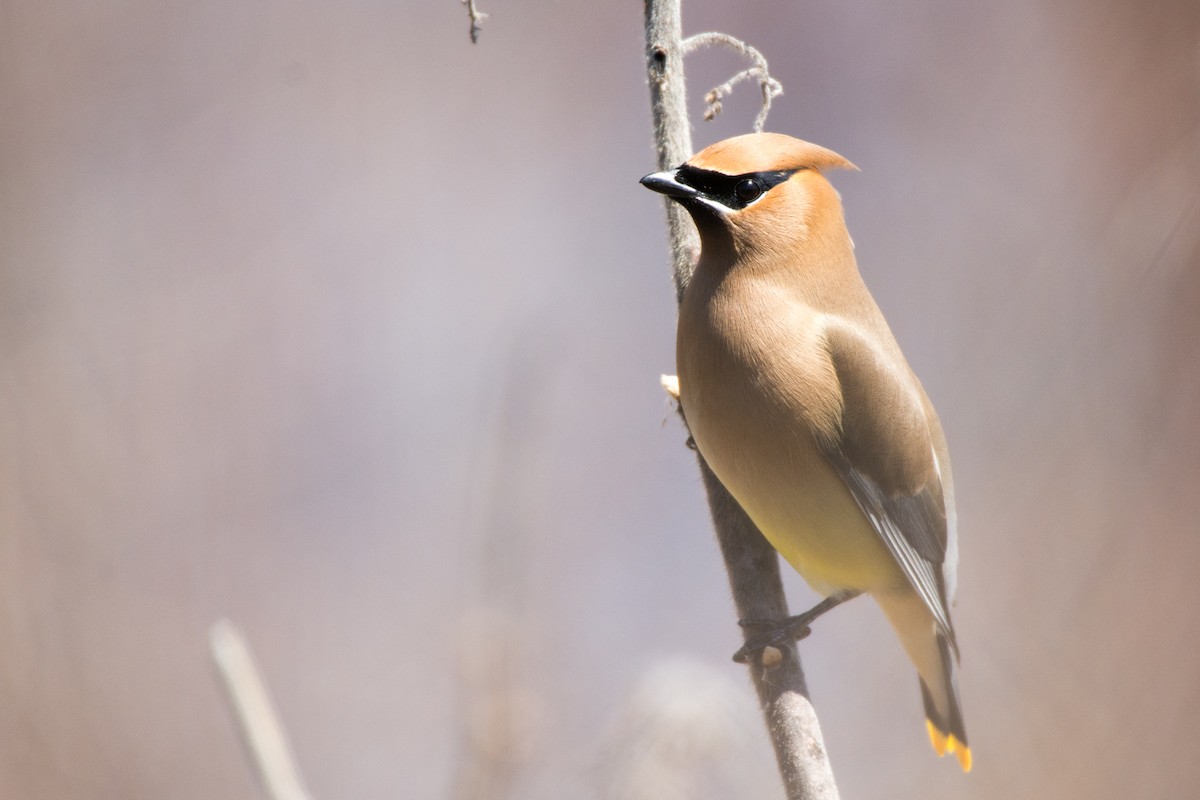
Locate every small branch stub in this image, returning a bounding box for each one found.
[760,645,784,669]
[660,374,681,402]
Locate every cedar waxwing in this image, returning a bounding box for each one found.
[641,132,971,771]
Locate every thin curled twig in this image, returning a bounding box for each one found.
[463,0,488,44]
[681,32,783,133]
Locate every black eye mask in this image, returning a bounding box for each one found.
[675,165,800,210]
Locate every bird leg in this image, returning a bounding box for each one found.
[732,591,861,663]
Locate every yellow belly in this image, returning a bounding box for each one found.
[681,382,903,597]
[738,449,901,596]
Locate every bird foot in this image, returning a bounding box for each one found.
[732,616,812,663]
[730,592,860,663]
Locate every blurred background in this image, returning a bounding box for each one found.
[2,1,1198,797]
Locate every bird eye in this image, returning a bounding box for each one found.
[735,178,763,205]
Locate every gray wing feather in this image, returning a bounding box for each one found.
[833,458,957,652]
[822,323,957,650]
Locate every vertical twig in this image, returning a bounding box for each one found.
[643,0,701,301]
[463,0,487,44]
[211,620,314,800]
[643,2,841,798]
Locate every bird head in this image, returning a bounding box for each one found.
[641,133,857,258]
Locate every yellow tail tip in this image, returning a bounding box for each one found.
[925,720,972,772]
[925,719,948,754]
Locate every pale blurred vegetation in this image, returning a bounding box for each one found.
[1,2,1198,798]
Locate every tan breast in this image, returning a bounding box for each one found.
[677,270,903,596]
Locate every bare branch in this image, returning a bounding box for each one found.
[644,0,700,299]
[463,0,488,44]
[645,3,840,798]
[210,620,314,800]
[681,31,783,133]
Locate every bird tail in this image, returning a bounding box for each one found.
[877,590,971,772]
[920,629,971,772]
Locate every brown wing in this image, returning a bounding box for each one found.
[821,322,956,648]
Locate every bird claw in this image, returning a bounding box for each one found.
[731,616,814,663]
[730,592,860,663]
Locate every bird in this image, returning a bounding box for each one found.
[641,132,970,772]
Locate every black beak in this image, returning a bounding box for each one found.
[640,170,697,199]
